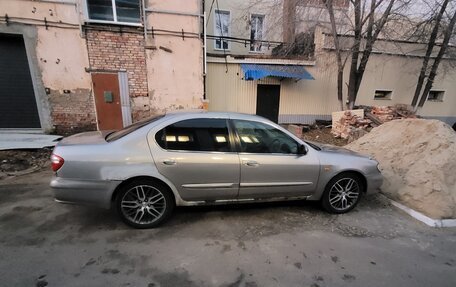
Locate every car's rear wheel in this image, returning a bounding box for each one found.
[115,179,174,228]
[321,173,364,214]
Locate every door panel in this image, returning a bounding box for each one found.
[0,34,40,128]
[238,154,320,199]
[154,152,240,201]
[152,118,240,201]
[256,84,280,123]
[92,73,123,130]
[232,119,320,199]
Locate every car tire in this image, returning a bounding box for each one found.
[321,172,364,214]
[115,179,175,229]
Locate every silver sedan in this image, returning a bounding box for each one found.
[50,112,383,228]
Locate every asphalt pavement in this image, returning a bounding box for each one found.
[0,170,455,287]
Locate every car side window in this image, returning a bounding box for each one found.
[233,120,299,154]
[155,118,231,152]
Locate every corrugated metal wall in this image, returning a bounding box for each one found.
[206,60,340,124]
[206,63,278,114]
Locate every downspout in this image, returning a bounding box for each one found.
[203,11,207,101]
[141,0,147,39]
[76,0,83,38]
[31,0,76,5]
[201,0,207,105]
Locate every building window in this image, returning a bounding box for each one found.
[250,14,264,52]
[87,0,141,24]
[214,10,230,50]
[374,90,392,100]
[427,90,444,102]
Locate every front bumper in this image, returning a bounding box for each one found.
[50,176,121,209]
[365,172,383,194]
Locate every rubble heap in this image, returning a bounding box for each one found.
[332,105,417,141]
[331,111,371,141]
[363,104,417,126]
[346,119,456,219]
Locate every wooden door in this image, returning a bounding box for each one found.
[256,84,280,123]
[92,73,123,130]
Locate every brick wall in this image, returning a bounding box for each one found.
[49,89,97,135]
[85,26,149,122]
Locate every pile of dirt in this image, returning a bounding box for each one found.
[302,127,348,146]
[0,149,52,179]
[346,119,456,219]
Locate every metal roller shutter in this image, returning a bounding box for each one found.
[0,34,40,128]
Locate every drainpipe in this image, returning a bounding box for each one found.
[32,0,76,5]
[141,0,147,40]
[203,11,207,100]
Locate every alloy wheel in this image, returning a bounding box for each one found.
[328,178,360,211]
[120,185,166,225]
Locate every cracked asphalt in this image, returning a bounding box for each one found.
[0,170,455,287]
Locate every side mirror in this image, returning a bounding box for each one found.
[298,144,307,155]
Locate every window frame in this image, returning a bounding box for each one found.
[229,119,301,155]
[427,90,445,102]
[85,0,143,27]
[249,13,265,53]
[214,9,231,51]
[154,118,237,154]
[373,89,393,100]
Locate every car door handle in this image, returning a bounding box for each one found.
[162,159,176,165]
[243,160,259,167]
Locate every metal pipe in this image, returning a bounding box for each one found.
[203,11,207,76]
[203,11,207,100]
[206,34,283,45]
[145,8,203,18]
[142,0,147,40]
[24,0,77,5]
[0,15,78,26]
[75,0,83,37]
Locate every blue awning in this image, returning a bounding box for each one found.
[241,63,314,81]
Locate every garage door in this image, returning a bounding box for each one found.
[0,34,40,128]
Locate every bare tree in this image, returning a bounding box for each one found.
[322,0,410,109]
[410,0,449,107]
[324,0,345,111]
[346,0,397,109]
[415,6,456,110]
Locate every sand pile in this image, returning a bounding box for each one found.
[346,119,456,219]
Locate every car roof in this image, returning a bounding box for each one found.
[163,110,271,122]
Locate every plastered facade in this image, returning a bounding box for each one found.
[0,0,204,133]
[207,28,456,125]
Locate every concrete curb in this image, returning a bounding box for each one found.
[384,196,456,228]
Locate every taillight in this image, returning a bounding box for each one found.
[51,154,64,172]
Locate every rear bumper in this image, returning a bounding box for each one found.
[365,172,383,194]
[50,176,121,209]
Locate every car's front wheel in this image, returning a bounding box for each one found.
[115,179,174,228]
[321,173,364,213]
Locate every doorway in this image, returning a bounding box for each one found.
[256,84,280,123]
[0,34,40,128]
[92,73,124,130]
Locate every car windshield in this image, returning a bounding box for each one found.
[106,115,164,142]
